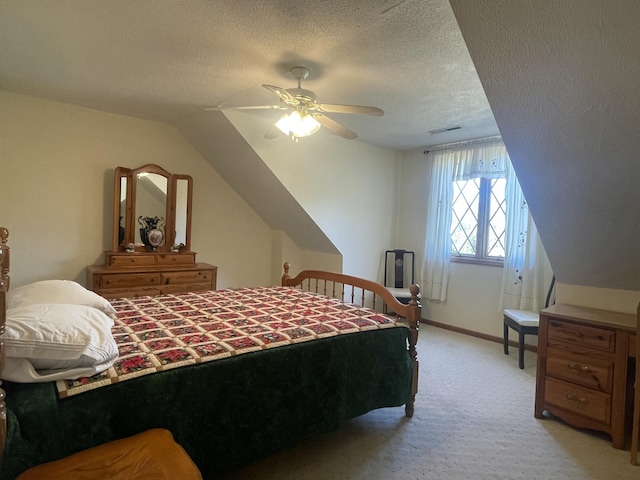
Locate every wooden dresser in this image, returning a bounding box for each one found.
[88,251,217,299]
[535,304,635,449]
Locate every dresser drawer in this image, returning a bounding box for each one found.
[548,319,615,352]
[99,286,162,299]
[101,273,161,289]
[158,283,213,294]
[161,270,213,285]
[89,261,216,300]
[545,377,611,424]
[546,348,613,393]
[107,255,157,268]
[156,253,196,265]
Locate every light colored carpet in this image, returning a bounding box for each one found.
[225,326,638,479]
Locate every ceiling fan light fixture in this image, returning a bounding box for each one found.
[275,109,321,139]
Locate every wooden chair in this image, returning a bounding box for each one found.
[630,302,640,465]
[503,309,540,369]
[17,429,202,480]
[383,249,416,305]
[503,276,555,369]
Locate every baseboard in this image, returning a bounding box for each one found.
[420,318,538,353]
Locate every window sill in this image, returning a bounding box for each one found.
[450,256,504,267]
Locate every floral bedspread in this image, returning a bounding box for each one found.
[56,286,404,398]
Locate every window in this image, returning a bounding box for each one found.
[450,176,506,264]
[422,137,546,304]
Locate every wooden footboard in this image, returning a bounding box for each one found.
[281,262,420,417]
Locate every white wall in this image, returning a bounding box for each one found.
[556,283,640,315]
[270,230,342,286]
[0,92,273,289]
[225,110,399,282]
[217,121,514,339]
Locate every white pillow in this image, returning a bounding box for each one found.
[0,303,119,383]
[1,357,116,383]
[7,280,116,315]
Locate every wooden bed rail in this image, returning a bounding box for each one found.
[0,227,9,461]
[281,262,421,417]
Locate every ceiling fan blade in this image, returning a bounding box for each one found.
[314,114,357,140]
[262,84,298,105]
[317,103,384,116]
[205,105,285,111]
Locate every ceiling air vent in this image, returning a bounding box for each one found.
[429,126,462,135]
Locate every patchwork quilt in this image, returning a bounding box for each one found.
[56,286,405,398]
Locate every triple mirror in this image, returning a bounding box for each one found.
[113,164,193,252]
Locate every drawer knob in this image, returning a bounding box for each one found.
[567,362,591,374]
[565,393,588,405]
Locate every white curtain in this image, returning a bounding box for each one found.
[421,152,454,301]
[422,137,549,308]
[499,160,550,312]
[451,140,508,181]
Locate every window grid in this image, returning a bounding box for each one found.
[451,177,505,265]
[451,178,480,256]
[486,178,506,257]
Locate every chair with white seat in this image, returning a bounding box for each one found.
[503,276,555,369]
[383,249,415,305]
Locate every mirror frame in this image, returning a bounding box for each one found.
[113,164,193,252]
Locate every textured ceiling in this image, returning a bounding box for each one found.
[0,0,499,150]
[451,0,640,291]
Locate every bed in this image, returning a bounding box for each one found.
[0,228,420,479]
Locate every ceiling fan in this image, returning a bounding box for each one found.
[206,66,384,140]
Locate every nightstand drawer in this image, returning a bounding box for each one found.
[101,273,161,289]
[546,349,613,393]
[545,377,611,424]
[548,320,615,352]
[162,270,213,285]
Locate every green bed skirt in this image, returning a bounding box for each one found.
[0,327,411,479]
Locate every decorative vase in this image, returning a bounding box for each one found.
[147,228,164,251]
[138,216,165,251]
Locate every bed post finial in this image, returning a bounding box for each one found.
[282,262,291,285]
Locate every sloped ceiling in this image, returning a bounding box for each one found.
[175,110,339,253]
[450,0,640,290]
[0,0,498,150]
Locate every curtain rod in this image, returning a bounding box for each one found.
[423,135,502,155]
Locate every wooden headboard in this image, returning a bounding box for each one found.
[0,227,9,460]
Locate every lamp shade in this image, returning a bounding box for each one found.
[275,110,321,138]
